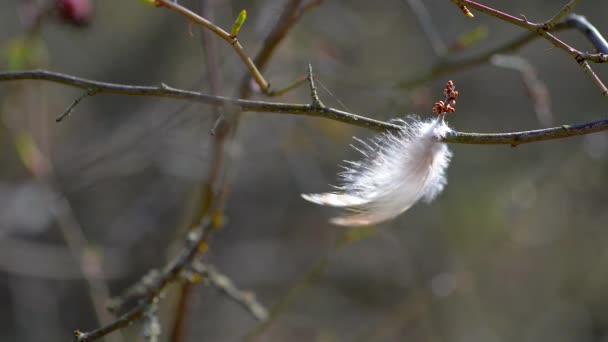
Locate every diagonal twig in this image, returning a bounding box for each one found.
[73,219,213,342]
[449,0,608,95]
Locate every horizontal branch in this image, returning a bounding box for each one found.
[1,69,607,146]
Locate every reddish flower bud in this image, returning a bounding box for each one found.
[56,0,92,26]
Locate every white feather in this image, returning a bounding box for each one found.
[301,116,452,226]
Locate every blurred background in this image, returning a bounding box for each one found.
[2,0,608,341]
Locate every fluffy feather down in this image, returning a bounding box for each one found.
[301,116,452,226]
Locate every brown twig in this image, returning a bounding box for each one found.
[154,0,270,94]
[450,0,608,95]
[239,0,324,97]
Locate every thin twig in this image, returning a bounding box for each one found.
[244,256,330,341]
[544,0,580,30]
[192,262,268,321]
[577,59,608,95]
[403,0,446,56]
[155,0,270,94]
[56,88,97,122]
[2,69,608,145]
[399,22,569,89]
[307,63,324,108]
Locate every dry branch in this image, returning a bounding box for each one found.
[1,69,607,146]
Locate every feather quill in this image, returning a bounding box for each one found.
[302,116,452,226]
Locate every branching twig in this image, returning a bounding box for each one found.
[450,0,608,95]
[2,69,608,146]
[402,7,608,89]
[154,0,270,94]
[239,0,324,97]
[544,0,580,30]
[191,261,268,321]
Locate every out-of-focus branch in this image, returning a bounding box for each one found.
[73,219,212,342]
[490,55,552,126]
[565,14,608,54]
[190,261,268,321]
[2,69,608,146]
[400,13,608,89]
[244,256,330,341]
[245,227,379,341]
[168,2,225,340]
[403,0,447,57]
[0,237,125,279]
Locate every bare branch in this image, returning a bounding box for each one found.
[73,219,212,342]
[191,262,268,321]
[2,69,608,146]
[544,0,580,30]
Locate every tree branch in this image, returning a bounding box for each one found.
[154,0,270,94]
[450,0,608,95]
[73,219,212,342]
[2,69,608,146]
[401,7,608,89]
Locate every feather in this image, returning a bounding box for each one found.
[301,116,452,226]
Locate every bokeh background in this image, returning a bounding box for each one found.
[2,0,608,341]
